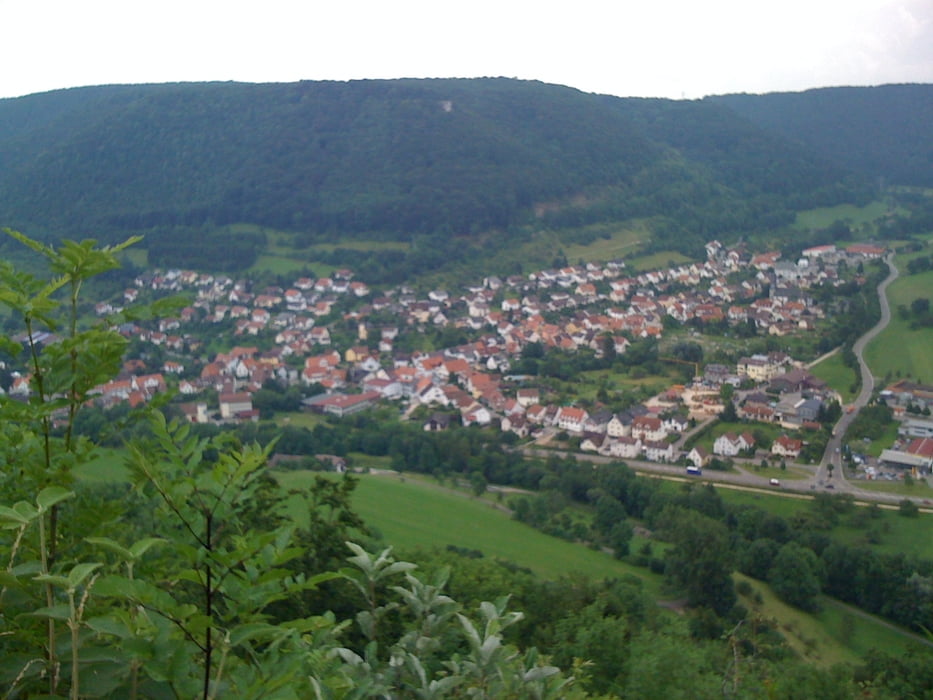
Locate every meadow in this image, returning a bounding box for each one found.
[864,255,933,384]
[276,469,665,592]
[809,351,858,403]
[792,201,892,233]
[735,573,927,667]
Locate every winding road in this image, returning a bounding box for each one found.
[816,254,899,487]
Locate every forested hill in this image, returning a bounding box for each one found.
[708,84,933,188]
[0,78,922,262]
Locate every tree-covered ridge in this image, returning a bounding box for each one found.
[0,78,889,259]
[709,84,933,188]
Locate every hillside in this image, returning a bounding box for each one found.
[2,78,927,276]
[709,84,933,188]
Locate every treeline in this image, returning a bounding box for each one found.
[0,78,887,274]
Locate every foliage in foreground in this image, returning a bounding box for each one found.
[3,230,933,699]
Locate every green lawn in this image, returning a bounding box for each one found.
[275,411,330,430]
[865,264,933,384]
[276,469,664,590]
[735,463,812,481]
[687,419,788,453]
[809,351,858,403]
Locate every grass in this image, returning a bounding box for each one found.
[276,469,664,590]
[857,420,901,458]
[852,478,933,498]
[249,254,333,277]
[809,351,858,403]
[626,250,693,272]
[793,201,891,233]
[735,463,812,481]
[560,224,645,263]
[687,420,788,454]
[274,411,330,430]
[309,240,410,253]
[736,573,860,666]
[737,572,927,666]
[864,264,933,384]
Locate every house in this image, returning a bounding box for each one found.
[580,433,606,452]
[556,406,589,434]
[314,392,381,418]
[516,388,540,407]
[771,435,803,459]
[423,413,455,431]
[713,432,755,457]
[687,446,710,468]
[608,436,642,459]
[643,440,675,462]
[607,413,634,438]
[219,392,255,420]
[631,415,666,442]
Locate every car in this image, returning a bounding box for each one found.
[825,484,835,489]
[769,478,781,486]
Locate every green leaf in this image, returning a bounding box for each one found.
[86,536,133,561]
[0,504,32,525]
[67,562,102,588]
[28,603,72,620]
[87,615,133,639]
[0,571,21,588]
[229,622,282,647]
[90,574,136,598]
[128,537,167,559]
[33,574,71,588]
[36,486,75,512]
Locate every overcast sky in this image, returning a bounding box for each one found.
[1,0,931,100]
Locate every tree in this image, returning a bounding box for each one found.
[662,507,736,616]
[911,297,930,316]
[769,542,824,612]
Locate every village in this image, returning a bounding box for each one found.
[6,238,932,474]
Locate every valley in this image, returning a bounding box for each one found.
[2,78,933,697]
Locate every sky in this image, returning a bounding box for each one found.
[1,0,931,100]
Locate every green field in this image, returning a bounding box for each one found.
[276,469,664,590]
[864,263,933,384]
[626,250,694,272]
[560,224,646,263]
[793,201,891,233]
[809,351,858,403]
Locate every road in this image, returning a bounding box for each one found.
[516,255,920,507]
[817,254,899,486]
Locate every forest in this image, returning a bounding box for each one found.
[2,233,933,698]
[4,78,923,278]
